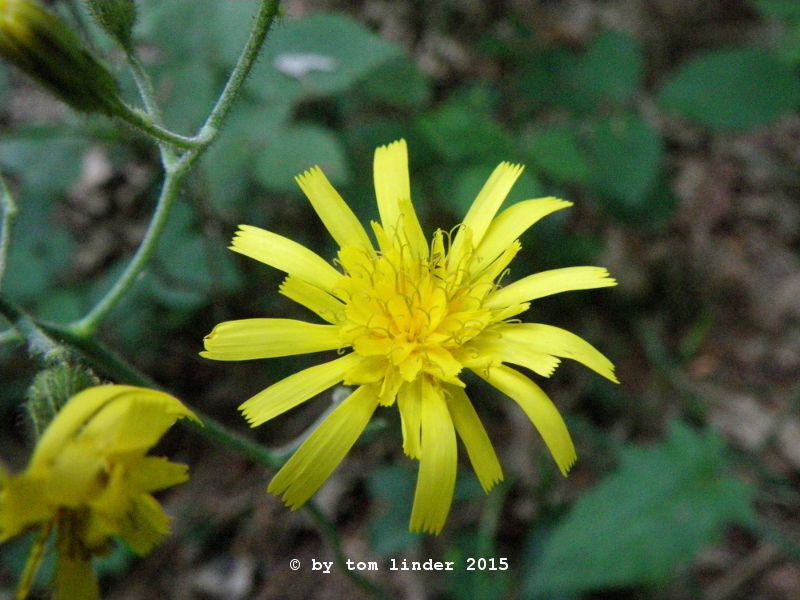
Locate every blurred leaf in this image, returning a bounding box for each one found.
[158,60,218,134]
[523,125,591,185]
[524,421,756,596]
[152,202,242,311]
[254,124,349,192]
[135,0,218,60]
[200,101,291,214]
[214,0,261,65]
[753,0,800,62]
[657,48,800,129]
[568,31,644,107]
[444,532,512,600]
[0,138,87,198]
[367,465,420,556]
[585,114,664,210]
[754,0,800,20]
[517,48,575,112]
[360,57,431,109]
[417,88,514,163]
[247,13,402,102]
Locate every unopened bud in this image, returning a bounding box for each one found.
[84,0,136,50]
[0,0,125,115]
[25,362,99,438]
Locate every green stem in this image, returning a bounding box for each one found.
[15,522,53,600]
[0,296,61,359]
[0,173,18,292]
[194,0,282,145]
[69,0,283,337]
[115,103,198,150]
[4,304,381,597]
[125,53,164,125]
[68,165,183,337]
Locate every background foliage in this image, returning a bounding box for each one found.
[2,0,800,598]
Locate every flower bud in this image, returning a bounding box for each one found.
[25,362,99,438]
[84,0,136,50]
[0,0,126,115]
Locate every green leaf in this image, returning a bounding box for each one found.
[158,60,218,134]
[584,114,664,209]
[657,48,800,130]
[753,1,800,62]
[753,0,800,21]
[523,125,591,185]
[416,88,514,163]
[135,0,218,60]
[360,57,431,109]
[524,421,756,596]
[151,202,242,311]
[247,13,402,102]
[254,125,350,192]
[367,465,421,556]
[568,31,644,107]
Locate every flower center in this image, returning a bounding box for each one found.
[337,224,493,386]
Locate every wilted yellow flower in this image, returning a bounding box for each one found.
[202,140,617,534]
[0,385,199,600]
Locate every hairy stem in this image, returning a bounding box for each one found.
[0,173,18,292]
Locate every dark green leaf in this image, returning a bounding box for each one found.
[367,465,420,556]
[247,13,402,102]
[568,31,644,106]
[254,125,350,192]
[416,89,514,163]
[524,421,756,596]
[360,57,431,109]
[523,125,591,185]
[585,114,664,209]
[657,48,800,129]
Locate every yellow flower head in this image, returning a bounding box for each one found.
[0,385,199,600]
[202,140,617,534]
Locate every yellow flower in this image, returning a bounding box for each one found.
[0,385,199,600]
[202,140,617,534]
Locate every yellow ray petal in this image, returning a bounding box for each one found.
[116,494,172,555]
[484,266,617,309]
[398,197,429,259]
[201,319,341,361]
[465,336,561,377]
[230,225,341,292]
[0,470,50,542]
[373,139,410,237]
[450,162,523,261]
[476,197,572,265]
[296,167,375,254]
[30,386,197,472]
[126,457,189,494]
[475,365,576,476]
[495,323,618,382]
[279,275,346,325]
[78,392,197,456]
[397,379,422,459]
[409,378,457,535]
[268,386,380,509]
[240,353,361,426]
[445,385,503,493]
